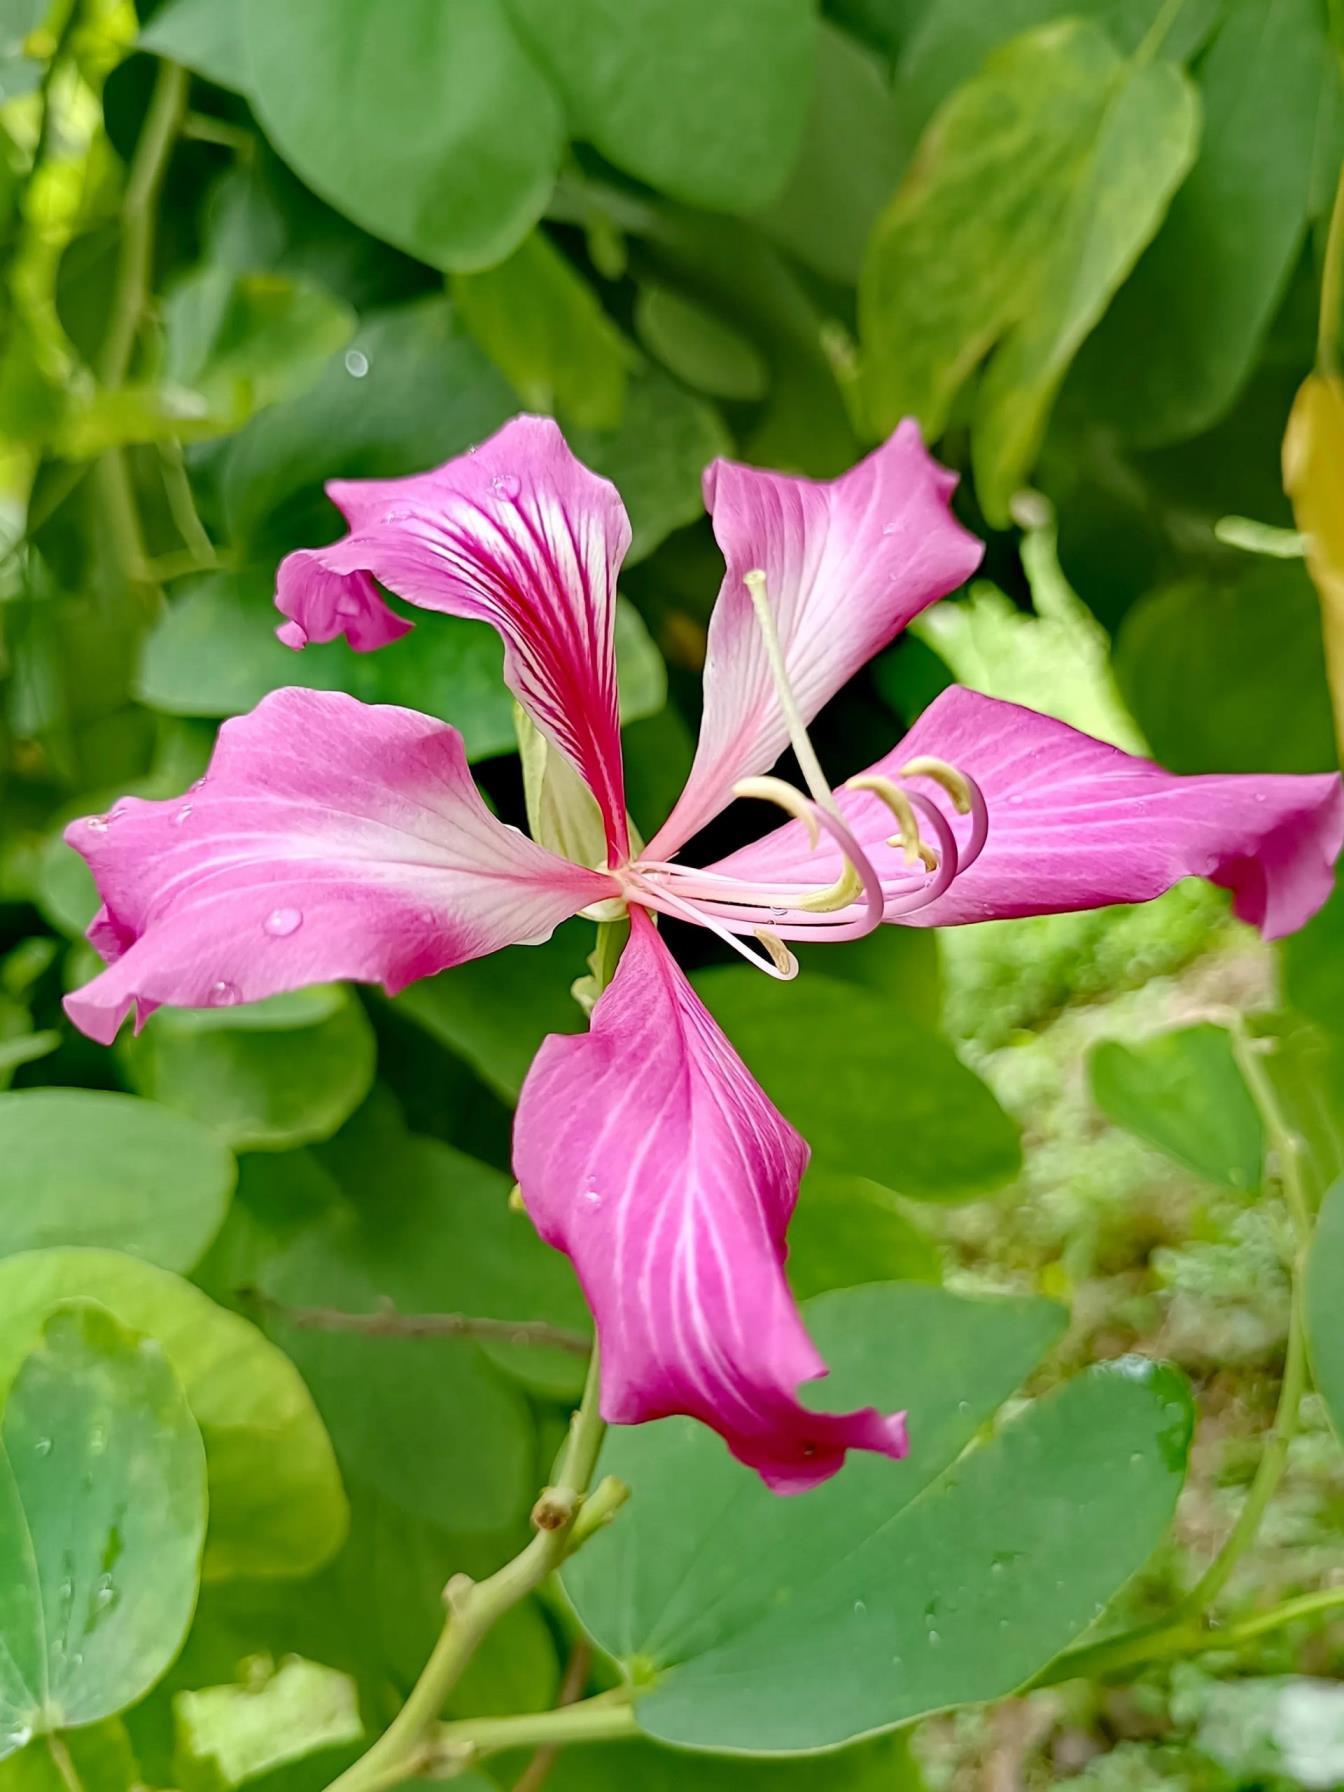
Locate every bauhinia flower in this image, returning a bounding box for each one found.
[64,418,1344,1492]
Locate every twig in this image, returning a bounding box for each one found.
[240,1288,590,1357]
[511,1642,593,1792]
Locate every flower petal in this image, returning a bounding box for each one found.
[514,908,907,1493]
[706,688,1344,940]
[64,688,612,1045]
[275,415,633,861]
[648,422,982,857]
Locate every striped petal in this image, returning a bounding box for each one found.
[64,688,611,1045]
[514,908,908,1492]
[648,421,982,857]
[706,688,1344,940]
[275,415,633,862]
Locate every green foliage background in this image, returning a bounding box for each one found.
[2,0,1344,1787]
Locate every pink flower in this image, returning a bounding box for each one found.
[65,417,1344,1492]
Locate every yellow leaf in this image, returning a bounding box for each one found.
[1284,372,1344,763]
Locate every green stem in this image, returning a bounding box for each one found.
[157,437,216,567]
[429,1691,638,1768]
[1229,1019,1313,1248]
[1133,0,1186,66]
[1318,156,1344,377]
[323,1351,609,1792]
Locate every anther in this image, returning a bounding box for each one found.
[732,776,821,848]
[899,755,974,814]
[845,775,931,867]
[753,928,799,977]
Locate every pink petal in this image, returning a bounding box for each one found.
[647,422,982,857]
[63,688,612,1046]
[274,416,633,862]
[514,908,907,1493]
[707,688,1344,940]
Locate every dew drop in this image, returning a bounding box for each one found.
[33,1438,51,1458]
[263,907,303,939]
[853,1599,867,1616]
[89,1424,107,1457]
[581,1188,603,1209]
[207,979,240,1007]
[1129,1450,1146,1468]
[84,815,109,833]
[492,473,521,502]
[927,1629,941,1647]
[173,803,193,827]
[344,348,369,378]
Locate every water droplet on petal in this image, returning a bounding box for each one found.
[207,979,240,1007]
[263,907,302,938]
[344,348,369,378]
[85,815,109,833]
[492,473,521,502]
[33,1438,51,1458]
[581,1188,603,1209]
[174,804,193,827]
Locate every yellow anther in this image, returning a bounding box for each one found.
[795,860,864,913]
[752,927,799,977]
[732,776,821,848]
[899,755,973,815]
[845,774,931,868]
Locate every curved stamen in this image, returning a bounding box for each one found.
[900,755,989,871]
[844,774,935,868]
[883,793,960,916]
[730,781,884,928]
[627,869,800,980]
[731,776,821,848]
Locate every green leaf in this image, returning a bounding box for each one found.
[503,0,818,212]
[788,1168,941,1300]
[754,20,907,285]
[121,986,376,1154]
[694,969,1021,1199]
[0,1250,347,1581]
[1114,564,1338,775]
[1088,1024,1263,1190]
[452,230,630,429]
[242,0,564,271]
[0,1721,139,1792]
[0,1090,235,1272]
[394,921,589,1103]
[173,1657,362,1788]
[0,1303,207,1758]
[568,1286,1188,1749]
[220,299,518,562]
[1072,0,1335,445]
[633,285,768,403]
[545,1734,925,1792]
[860,19,1199,523]
[161,267,357,425]
[138,0,250,91]
[1285,872,1344,1037]
[1305,1177,1344,1442]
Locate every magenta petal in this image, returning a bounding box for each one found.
[648,422,982,857]
[514,909,907,1493]
[709,688,1344,940]
[63,688,613,1045]
[274,416,633,861]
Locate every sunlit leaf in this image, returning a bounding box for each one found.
[1284,372,1344,760]
[0,1090,235,1272]
[860,19,1198,522]
[0,1304,206,1759]
[173,1656,362,1788]
[0,1250,347,1580]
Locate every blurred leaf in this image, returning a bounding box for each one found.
[860,19,1198,523]
[452,230,630,429]
[1088,1023,1263,1190]
[121,986,376,1154]
[259,1136,544,1529]
[242,0,563,271]
[0,1032,59,1086]
[0,1090,235,1271]
[1305,1177,1344,1441]
[1114,562,1338,773]
[0,1303,206,1758]
[788,1167,941,1300]
[1254,1015,1344,1209]
[138,0,250,90]
[173,1657,362,1789]
[1073,0,1334,445]
[567,1285,1190,1751]
[0,1249,347,1580]
[504,0,817,212]
[0,1721,139,1792]
[221,300,517,560]
[1284,869,1344,1035]
[753,20,906,284]
[1284,372,1344,759]
[544,1734,926,1791]
[1180,1670,1344,1790]
[395,921,588,1103]
[634,284,768,402]
[695,969,1021,1199]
